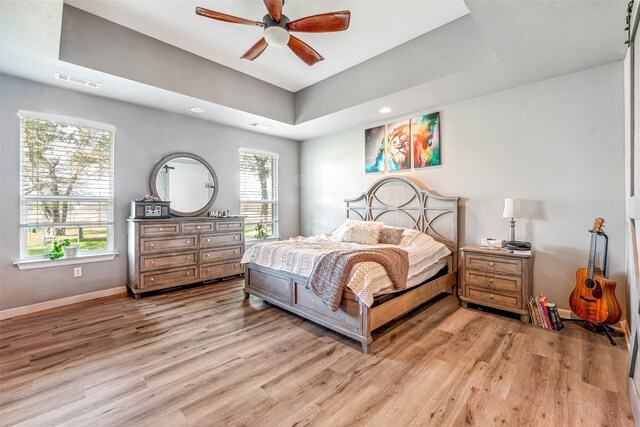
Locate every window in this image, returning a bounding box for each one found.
[239,149,278,239]
[19,112,115,259]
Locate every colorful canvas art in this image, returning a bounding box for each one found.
[386,120,411,171]
[412,112,440,168]
[364,125,385,173]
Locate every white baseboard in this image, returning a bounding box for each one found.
[557,308,630,349]
[0,287,127,321]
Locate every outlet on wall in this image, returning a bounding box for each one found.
[74,267,82,278]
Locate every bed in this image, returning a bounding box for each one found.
[242,177,459,353]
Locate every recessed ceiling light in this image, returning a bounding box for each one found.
[379,107,392,114]
[249,122,273,131]
[190,107,205,113]
[54,72,100,88]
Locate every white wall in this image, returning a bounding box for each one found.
[0,74,300,311]
[300,62,627,316]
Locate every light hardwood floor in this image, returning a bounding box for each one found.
[0,279,635,426]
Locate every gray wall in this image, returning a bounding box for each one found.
[0,74,300,311]
[300,62,627,317]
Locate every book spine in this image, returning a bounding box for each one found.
[540,298,553,329]
[533,297,544,328]
[535,296,548,329]
[550,305,564,330]
[527,297,536,326]
[546,306,558,330]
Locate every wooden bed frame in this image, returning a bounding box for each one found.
[243,177,459,353]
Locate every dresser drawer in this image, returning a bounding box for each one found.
[465,254,522,276]
[140,223,179,237]
[201,233,243,248]
[140,235,197,254]
[467,287,521,309]
[466,271,522,293]
[215,221,243,232]
[182,222,214,233]
[201,246,243,264]
[141,267,197,289]
[140,252,197,272]
[200,262,243,280]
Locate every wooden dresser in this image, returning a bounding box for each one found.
[458,245,534,323]
[127,217,245,297]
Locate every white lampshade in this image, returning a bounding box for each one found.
[502,198,521,218]
[264,26,290,47]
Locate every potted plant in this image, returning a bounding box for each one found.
[48,238,72,260]
[254,223,269,240]
[63,242,79,258]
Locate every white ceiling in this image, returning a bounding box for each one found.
[64,0,470,92]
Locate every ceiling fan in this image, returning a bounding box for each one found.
[196,0,351,66]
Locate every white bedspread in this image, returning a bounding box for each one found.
[241,229,451,307]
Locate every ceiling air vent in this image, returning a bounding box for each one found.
[249,122,273,131]
[54,73,101,89]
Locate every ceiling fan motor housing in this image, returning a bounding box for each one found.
[263,14,290,47]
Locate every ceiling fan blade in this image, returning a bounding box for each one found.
[241,38,268,61]
[287,35,324,66]
[288,11,350,33]
[263,0,283,22]
[196,7,265,27]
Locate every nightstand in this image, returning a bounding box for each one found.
[458,245,534,323]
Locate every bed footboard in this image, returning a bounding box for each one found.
[244,263,456,353]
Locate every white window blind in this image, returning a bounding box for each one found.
[19,112,115,258]
[239,150,278,238]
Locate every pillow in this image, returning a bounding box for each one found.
[378,226,404,245]
[336,219,384,245]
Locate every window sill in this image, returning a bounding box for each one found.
[245,236,281,247]
[13,252,119,271]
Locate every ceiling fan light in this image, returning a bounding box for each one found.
[264,26,290,47]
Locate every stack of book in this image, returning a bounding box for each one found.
[528,293,564,331]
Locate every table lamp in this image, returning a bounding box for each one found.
[503,198,521,241]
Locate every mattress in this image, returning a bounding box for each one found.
[241,228,451,307]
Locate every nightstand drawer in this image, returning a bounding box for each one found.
[466,271,522,292]
[465,254,522,276]
[467,287,521,309]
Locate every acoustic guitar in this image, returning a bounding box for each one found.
[569,218,621,324]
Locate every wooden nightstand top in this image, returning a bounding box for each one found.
[460,245,534,258]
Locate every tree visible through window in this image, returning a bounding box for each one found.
[239,150,278,239]
[19,112,115,258]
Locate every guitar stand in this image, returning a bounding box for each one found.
[562,318,618,346]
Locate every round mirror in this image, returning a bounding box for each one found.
[149,153,218,217]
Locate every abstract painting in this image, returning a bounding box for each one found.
[364,125,385,173]
[386,120,411,171]
[412,112,440,168]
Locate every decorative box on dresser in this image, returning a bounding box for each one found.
[127,216,245,297]
[458,245,534,323]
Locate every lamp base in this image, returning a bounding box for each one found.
[509,218,516,241]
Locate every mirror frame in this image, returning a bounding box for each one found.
[149,152,218,217]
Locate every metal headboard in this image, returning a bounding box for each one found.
[344,177,459,266]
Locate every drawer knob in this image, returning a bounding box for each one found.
[150,277,155,281]
[187,272,191,276]
[489,294,494,299]
[187,257,191,260]
[489,262,494,266]
[197,226,201,229]
[151,261,155,264]
[234,264,238,268]
[207,254,210,257]
[186,240,191,244]
[234,236,239,240]
[159,228,163,231]
[489,279,494,283]
[205,269,209,273]
[206,239,210,242]
[228,224,232,227]
[150,244,155,247]
[234,250,239,254]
